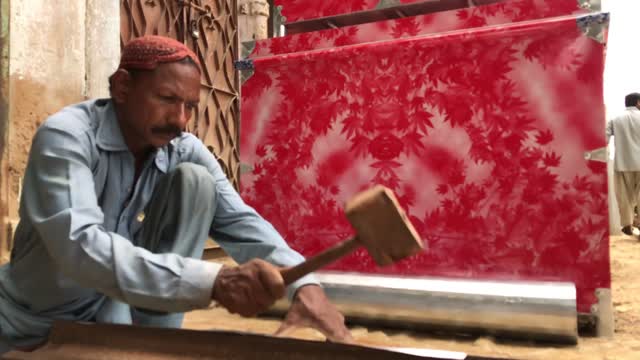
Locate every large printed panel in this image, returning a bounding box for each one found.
[274,0,422,23]
[240,15,609,312]
[254,0,588,57]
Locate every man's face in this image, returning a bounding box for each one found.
[116,61,201,150]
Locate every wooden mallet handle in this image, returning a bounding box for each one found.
[280,237,359,286]
[279,185,423,286]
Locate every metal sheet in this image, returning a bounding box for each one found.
[272,273,578,343]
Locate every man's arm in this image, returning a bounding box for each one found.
[23,125,220,312]
[188,138,319,299]
[606,118,614,144]
[188,137,352,342]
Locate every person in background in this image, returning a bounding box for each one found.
[607,92,640,238]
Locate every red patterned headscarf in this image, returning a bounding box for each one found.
[118,35,201,72]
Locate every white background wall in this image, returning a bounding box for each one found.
[603,1,640,118]
[2,0,119,259]
[602,0,640,233]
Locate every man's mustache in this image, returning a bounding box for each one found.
[151,126,182,137]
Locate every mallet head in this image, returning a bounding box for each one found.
[344,185,424,266]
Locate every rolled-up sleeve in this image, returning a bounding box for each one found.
[23,126,220,312]
[188,139,319,298]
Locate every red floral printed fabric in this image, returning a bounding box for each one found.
[275,0,419,22]
[240,15,609,313]
[256,0,585,57]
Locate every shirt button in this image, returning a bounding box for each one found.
[137,212,145,223]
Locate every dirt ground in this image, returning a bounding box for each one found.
[183,236,639,359]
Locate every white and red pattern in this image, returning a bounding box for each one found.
[275,0,420,22]
[256,0,586,57]
[240,14,609,313]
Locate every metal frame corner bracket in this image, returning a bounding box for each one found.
[241,40,256,59]
[577,12,609,43]
[234,58,255,71]
[234,58,255,84]
[584,146,608,162]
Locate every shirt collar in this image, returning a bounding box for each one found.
[95,99,130,152]
[154,147,169,173]
[95,99,169,173]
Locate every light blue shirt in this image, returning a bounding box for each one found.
[0,99,316,346]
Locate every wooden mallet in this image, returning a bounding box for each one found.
[281,185,424,285]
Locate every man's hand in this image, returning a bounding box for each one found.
[275,284,353,343]
[212,259,285,317]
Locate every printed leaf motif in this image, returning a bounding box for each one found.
[241,2,608,313]
[543,152,562,167]
[536,129,554,145]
